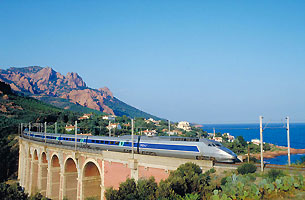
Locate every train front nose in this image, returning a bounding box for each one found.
[219,147,238,161]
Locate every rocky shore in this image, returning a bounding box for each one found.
[252,145,305,159]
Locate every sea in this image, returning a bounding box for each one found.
[202,123,305,165]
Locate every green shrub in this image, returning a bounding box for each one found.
[266,169,284,182]
[237,163,257,175]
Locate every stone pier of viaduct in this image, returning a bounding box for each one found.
[18,137,213,200]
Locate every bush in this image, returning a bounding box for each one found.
[237,163,257,175]
[266,169,284,182]
[156,162,215,199]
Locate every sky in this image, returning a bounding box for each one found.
[0,1,304,124]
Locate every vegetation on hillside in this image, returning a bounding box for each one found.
[103,96,162,120]
[0,81,81,182]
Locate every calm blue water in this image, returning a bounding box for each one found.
[202,123,305,165]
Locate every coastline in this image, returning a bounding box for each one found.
[251,145,305,159]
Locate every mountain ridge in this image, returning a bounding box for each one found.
[0,66,160,120]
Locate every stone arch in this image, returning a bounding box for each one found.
[31,149,39,193]
[82,159,102,200]
[40,152,48,196]
[50,154,61,200]
[63,157,78,200]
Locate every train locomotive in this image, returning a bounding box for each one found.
[22,131,237,163]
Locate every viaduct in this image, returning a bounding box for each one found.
[18,137,214,200]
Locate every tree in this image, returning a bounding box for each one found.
[156,163,215,199]
[137,177,157,200]
[116,178,138,199]
[236,136,247,147]
[105,177,158,200]
[0,183,28,200]
[105,187,119,200]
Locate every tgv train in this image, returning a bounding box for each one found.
[22,131,237,163]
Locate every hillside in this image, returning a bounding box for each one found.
[0,81,82,182]
[0,66,160,120]
[0,81,80,129]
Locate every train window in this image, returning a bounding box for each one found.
[77,139,80,142]
[105,141,109,144]
[208,144,211,146]
[101,141,105,144]
[115,141,119,145]
[110,141,114,145]
[215,144,221,146]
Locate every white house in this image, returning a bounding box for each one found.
[106,123,121,130]
[222,133,235,142]
[142,129,157,137]
[177,121,191,131]
[103,115,116,121]
[251,139,260,145]
[78,113,92,120]
[213,137,223,143]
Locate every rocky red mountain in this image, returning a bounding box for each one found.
[0,66,159,119]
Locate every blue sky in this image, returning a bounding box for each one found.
[0,1,304,123]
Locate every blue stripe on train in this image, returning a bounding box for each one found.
[29,133,199,153]
[139,143,199,152]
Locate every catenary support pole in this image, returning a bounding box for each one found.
[75,121,77,150]
[108,121,111,137]
[286,117,291,166]
[248,143,250,163]
[260,116,264,172]
[168,120,170,134]
[29,123,31,134]
[55,122,57,134]
[44,122,47,144]
[132,119,134,159]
